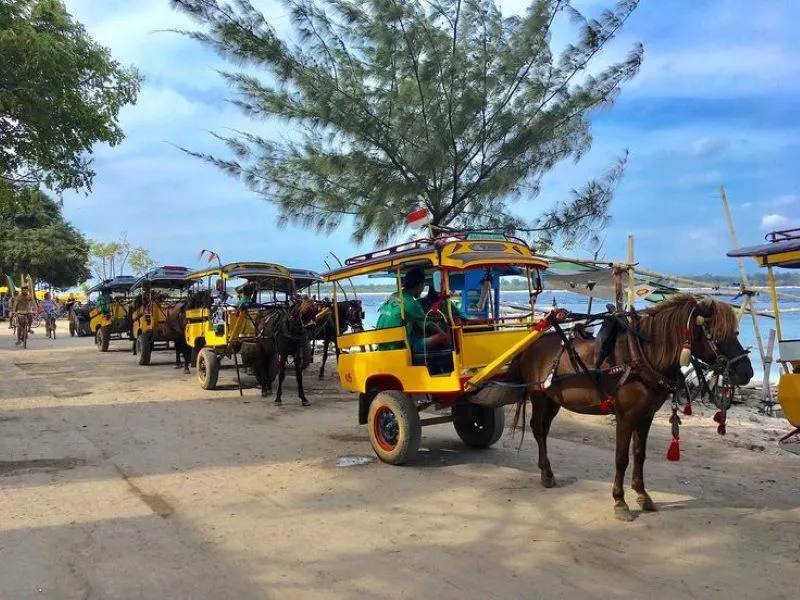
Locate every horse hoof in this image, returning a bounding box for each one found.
[540,473,556,488]
[261,390,272,398]
[301,400,310,407]
[637,494,657,512]
[318,373,324,379]
[614,505,636,522]
[183,367,190,374]
[274,399,282,405]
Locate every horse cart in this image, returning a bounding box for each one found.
[728,227,800,454]
[323,231,557,464]
[184,262,299,391]
[129,266,192,368]
[69,303,92,337]
[87,276,137,352]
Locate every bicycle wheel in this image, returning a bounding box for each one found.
[22,317,28,349]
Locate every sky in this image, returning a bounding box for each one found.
[60,0,800,277]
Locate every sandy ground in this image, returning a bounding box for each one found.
[1,321,799,600]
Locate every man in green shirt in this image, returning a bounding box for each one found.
[375,267,449,352]
[96,289,112,318]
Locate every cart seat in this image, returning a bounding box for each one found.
[779,339,800,362]
[412,348,455,375]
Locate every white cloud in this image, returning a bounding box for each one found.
[774,194,798,206]
[761,214,789,229]
[688,137,729,157]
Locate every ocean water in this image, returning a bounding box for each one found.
[355,289,799,383]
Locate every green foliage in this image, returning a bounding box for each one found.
[0,0,142,192]
[0,181,91,288]
[173,0,642,245]
[89,233,156,279]
[129,246,157,275]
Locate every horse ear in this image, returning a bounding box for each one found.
[697,296,714,317]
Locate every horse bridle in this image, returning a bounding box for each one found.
[689,308,750,376]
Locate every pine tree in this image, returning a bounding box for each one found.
[173,0,642,247]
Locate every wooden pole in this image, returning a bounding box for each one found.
[720,187,766,366]
[762,329,776,410]
[626,234,635,310]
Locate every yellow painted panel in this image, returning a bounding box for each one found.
[778,373,800,427]
[338,327,406,349]
[336,351,462,394]
[459,328,532,370]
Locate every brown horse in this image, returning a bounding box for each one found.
[248,298,319,405]
[505,294,753,520]
[131,296,191,373]
[313,299,364,378]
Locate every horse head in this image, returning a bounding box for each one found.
[339,299,365,334]
[646,294,753,386]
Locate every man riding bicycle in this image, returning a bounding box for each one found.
[41,292,59,338]
[12,286,35,346]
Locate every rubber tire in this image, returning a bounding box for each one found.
[452,403,505,449]
[137,334,152,366]
[197,347,220,390]
[367,391,421,465]
[96,326,110,352]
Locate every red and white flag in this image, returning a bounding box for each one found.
[407,207,431,229]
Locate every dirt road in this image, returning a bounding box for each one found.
[1,323,798,599]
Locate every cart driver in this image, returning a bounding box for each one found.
[96,289,112,318]
[375,267,450,352]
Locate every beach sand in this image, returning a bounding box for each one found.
[1,322,798,599]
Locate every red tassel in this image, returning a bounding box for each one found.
[600,398,614,414]
[717,422,726,435]
[713,410,722,424]
[683,403,693,416]
[666,437,680,461]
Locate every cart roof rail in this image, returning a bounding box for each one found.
[343,230,531,266]
[728,228,800,268]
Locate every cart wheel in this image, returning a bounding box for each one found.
[137,334,152,366]
[452,403,505,448]
[96,326,110,352]
[197,348,220,390]
[367,391,421,465]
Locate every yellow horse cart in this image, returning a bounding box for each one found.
[130,266,192,366]
[184,262,297,390]
[728,227,800,453]
[323,231,558,464]
[87,276,137,352]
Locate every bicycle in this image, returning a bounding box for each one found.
[45,313,57,339]
[16,313,31,349]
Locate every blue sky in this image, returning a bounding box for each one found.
[61,0,799,276]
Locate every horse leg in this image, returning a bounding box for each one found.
[296,350,309,406]
[274,354,286,405]
[530,393,560,488]
[632,411,657,512]
[319,339,328,379]
[259,349,273,397]
[182,343,191,374]
[613,418,635,521]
